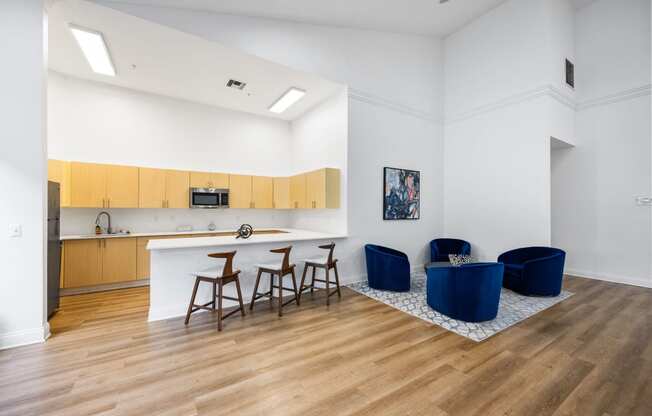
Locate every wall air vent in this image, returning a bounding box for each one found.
[565,59,574,89]
[226,79,247,90]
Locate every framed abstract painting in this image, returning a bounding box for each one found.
[383,167,420,220]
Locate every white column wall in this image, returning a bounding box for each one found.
[0,0,48,349]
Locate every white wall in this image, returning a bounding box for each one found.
[445,98,553,260]
[0,0,48,349]
[552,0,652,287]
[97,2,446,280]
[48,72,292,176]
[290,89,348,235]
[444,0,577,261]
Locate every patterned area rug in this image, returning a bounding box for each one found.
[347,272,573,342]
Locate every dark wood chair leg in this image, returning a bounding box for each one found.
[269,273,274,309]
[333,263,342,298]
[310,266,316,294]
[217,280,224,331]
[291,268,300,306]
[298,263,309,302]
[325,267,331,306]
[235,277,246,317]
[185,277,200,325]
[278,274,283,317]
[212,281,217,311]
[250,269,262,311]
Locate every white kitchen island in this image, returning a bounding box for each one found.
[147,228,347,321]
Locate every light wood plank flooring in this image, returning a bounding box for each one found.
[1,276,651,416]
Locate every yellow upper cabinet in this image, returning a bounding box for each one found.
[190,171,229,189]
[139,168,167,208]
[252,176,273,209]
[229,174,253,208]
[306,168,340,209]
[105,165,139,208]
[70,162,108,208]
[47,159,71,207]
[68,162,139,209]
[52,159,338,210]
[139,168,189,208]
[273,177,291,209]
[165,169,190,208]
[290,174,307,209]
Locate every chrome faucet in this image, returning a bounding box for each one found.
[95,211,112,234]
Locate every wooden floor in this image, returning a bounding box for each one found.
[1,276,651,416]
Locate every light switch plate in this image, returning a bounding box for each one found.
[636,196,652,206]
[9,224,22,238]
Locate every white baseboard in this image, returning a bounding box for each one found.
[565,268,652,289]
[0,324,49,351]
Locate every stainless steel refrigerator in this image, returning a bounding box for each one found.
[47,181,61,319]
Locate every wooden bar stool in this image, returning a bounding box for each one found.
[250,246,299,317]
[185,251,245,331]
[298,243,342,306]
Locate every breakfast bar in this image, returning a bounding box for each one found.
[146,228,347,321]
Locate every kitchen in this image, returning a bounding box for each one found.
[45,0,348,323]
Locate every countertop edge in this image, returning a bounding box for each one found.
[147,230,348,251]
[61,229,270,241]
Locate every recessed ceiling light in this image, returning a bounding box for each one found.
[269,88,306,114]
[69,24,116,77]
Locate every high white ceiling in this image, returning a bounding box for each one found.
[48,0,343,121]
[97,0,599,37]
[96,0,516,37]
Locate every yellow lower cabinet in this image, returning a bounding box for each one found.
[102,238,138,284]
[63,239,102,288]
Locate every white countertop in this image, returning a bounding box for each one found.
[60,229,233,241]
[146,228,347,251]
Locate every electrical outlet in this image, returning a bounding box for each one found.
[9,224,22,238]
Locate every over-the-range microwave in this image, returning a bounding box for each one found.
[190,188,229,209]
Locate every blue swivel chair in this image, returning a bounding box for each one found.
[430,238,471,262]
[364,244,411,292]
[426,262,504,322]
[498,247,566,297]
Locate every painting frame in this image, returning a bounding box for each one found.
[383,167,421,221]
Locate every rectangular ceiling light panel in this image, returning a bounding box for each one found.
[269,87,306,114]
[69,24,116,77]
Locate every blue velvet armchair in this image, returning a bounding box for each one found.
[364,244,411,292]
[498,247,566,297]
[430,238,471,262]
[426,263,504,322]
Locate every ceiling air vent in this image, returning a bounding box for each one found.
[226,79,247,90]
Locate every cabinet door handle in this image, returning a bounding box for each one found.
[107,199,110,209]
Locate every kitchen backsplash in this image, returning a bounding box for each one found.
[61,208,293,236]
